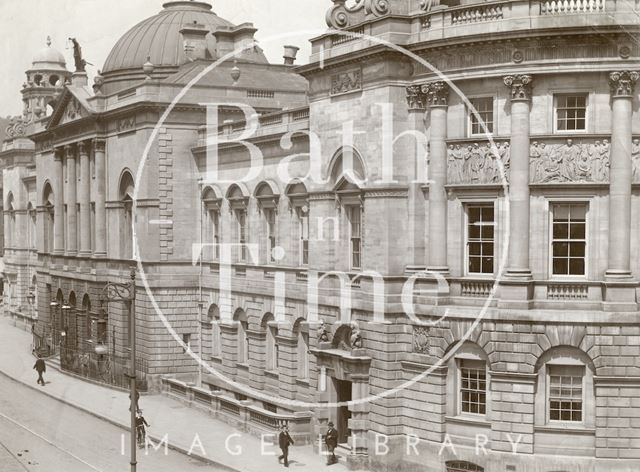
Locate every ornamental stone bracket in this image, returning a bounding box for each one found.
[326,0,391,30]
[609,70,639,98]
[503,74,533,100]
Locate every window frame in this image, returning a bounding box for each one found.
[457,358,488,417]
[266,322,279,371]
[464,203,496,277]
[553,93,589,134]
[547,364,585,424]
[297,206,309,267]
[548,202,588,279]
[264,208,277,263]
[234,208,248,263]
[346,204,362,271]
[467,95,495,137]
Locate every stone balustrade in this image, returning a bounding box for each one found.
[161,377,314,441]
[451,4,504,24]
[540,0,606,14]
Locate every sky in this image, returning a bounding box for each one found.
[0,0,330,117]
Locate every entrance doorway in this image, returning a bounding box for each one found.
[334,378,352,444]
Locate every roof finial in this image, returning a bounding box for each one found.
[46,36,51,47]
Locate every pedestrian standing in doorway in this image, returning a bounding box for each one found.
[33,355,46,386]
[324,421,339,465]
[278,424,294,467]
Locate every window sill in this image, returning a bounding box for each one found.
[295,378,310,387]
[236,363,249,370]
[535,424,595,435]
[265,369,279,379]
[445,415,490,428]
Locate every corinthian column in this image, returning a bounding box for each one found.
[424,81,449,273]
[503,74,533,278]
[79,141,91,256]
[94,138,107,257]
[53,148,64,254]
[606,71,638,279]
[66,145,78,255]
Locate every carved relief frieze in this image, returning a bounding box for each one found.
[116,116,136,134]
[447,141,511,184]
[330,68,362,96]
[530,139,610,184]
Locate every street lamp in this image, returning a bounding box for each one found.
[101,268,137,472]
[50,300,59,351]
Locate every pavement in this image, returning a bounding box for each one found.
[0,315,353,472]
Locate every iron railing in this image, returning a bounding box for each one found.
[60,346,148,391]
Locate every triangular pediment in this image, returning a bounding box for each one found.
[47,87,94,129]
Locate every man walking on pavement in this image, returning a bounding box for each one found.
[33,355,46,386]
[324,421,339,465]
[278,424,294,467]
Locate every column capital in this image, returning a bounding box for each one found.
[93,138,106,153]
[503,74,533,101]
[609,70,639,98]
[406,84,427,111]
[78,140,89,156]
[423,81,449,107]
[53,147,64,161]
[64,144,76,159]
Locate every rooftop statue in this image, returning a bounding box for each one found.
[69,38,90,72]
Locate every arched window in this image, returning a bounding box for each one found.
[329,146,366,185]
[119,171,135,259]
[286,182,309,266]
[208,304,221,358]
[227,185,249,263]
[202,187,222,261]
[293,318,309,381]
[535,346,595,429]
[234,308,249,364]
[67,291,77,349]
[5,192,15,249]
[255,181,280,264]
[27,203,36,249]
[42,183,55,253]
[262,313,278,371]
[445,341,490,418]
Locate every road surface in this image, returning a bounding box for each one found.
[0,375,216,472]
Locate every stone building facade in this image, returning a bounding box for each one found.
[2,1,640,471]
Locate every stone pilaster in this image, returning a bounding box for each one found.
[405,85,427,272]
[53,148,65,254]
[604,71,639,309]
[424,81,449,274]
[93,138,107,257]
[79,141,91,256]
[65,144,78,255]
[499,74,534,307]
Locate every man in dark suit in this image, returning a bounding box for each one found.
[33,356,46,386]
[324,421,339,465]
[278,424,294,467]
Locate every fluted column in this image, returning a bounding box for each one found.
[503,74,533,278]
[94,138,107,257]
[606,71,638,279]
[53,148,64,254]
[65,145,78,255]
[424,81,449,273]
[79,141,91,256]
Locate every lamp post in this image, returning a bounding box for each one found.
[101,268,137,472]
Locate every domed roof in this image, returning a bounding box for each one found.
[32,37,67,71]
[102,1,235,74]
